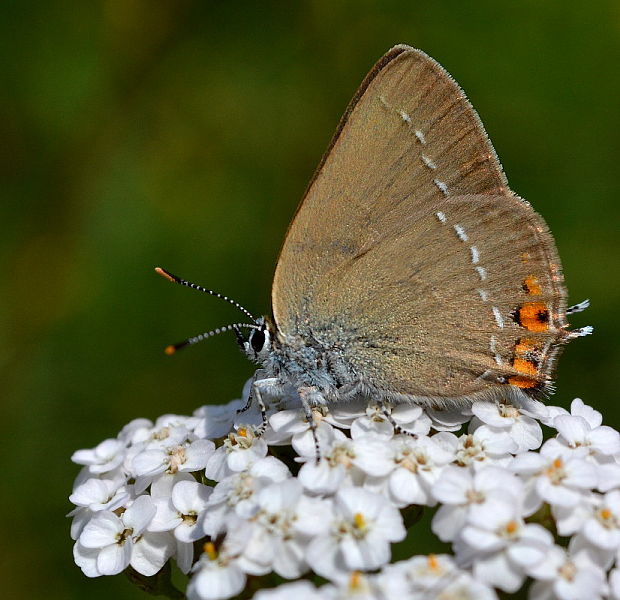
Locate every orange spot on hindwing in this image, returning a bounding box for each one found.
[514,302,549,332]
[508,376,539,389]
[508,337,542,389]
[522,275,542,296]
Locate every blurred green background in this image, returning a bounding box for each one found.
[2,1,619,598]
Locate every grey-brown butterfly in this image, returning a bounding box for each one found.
[158,44,591,442]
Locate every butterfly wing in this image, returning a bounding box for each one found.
[272,45,571,402]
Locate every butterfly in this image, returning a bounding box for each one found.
[158,45,591,444]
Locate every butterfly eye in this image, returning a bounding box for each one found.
[250,328,266,354]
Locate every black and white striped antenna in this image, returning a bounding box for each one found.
[155,267,257,322]
[155,266,259,354]
[163,322,259,355]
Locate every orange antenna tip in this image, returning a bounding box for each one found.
[164,345,177,355]
[155,267,176,283]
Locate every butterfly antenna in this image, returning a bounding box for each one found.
[164,323,259,355]
[155,267,257,322]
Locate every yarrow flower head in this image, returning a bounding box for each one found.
[69,384,620,599]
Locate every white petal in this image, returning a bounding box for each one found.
[272,539,307,578]
[461,525,504,552]
[569,531,616,570]
[468,497,515,529]
[476,465,523,496]
[608,568,620,599]
[605,490,620,513]
[352,437,394,477]
[149,498,182,532]
[510,418,543,452]
[174,540,194,574]
[583,518,620,550]
[508,538,550,567]
[475,426,518,454]
[537,477,582,507]
[69,507,93,540]
[175,520,205,543]
[554,415,589,444]
[432,431,460,452]
[474,551,525,592]
[431,504,467,542]
[388,468,427,505]
[341,535,389,570]
[269,409,307,434]
[150,471,195,498]
[70,478,113,507]
[472,401,510,427]
[306,535,342,581]
[190,562,246,600]
[555,567,606,600]
[292,423,342,457]
[132,449,166,477]
[590,426,620,455]
[294,496,333,536]
[511,452,545,474]
[249,456,290,481]
[565,459,598,489]
[172,481,212,514]
[526,544,566,580]
[204,448,230,481]
[522,523,554,545]
[73,542,101,577]
[553,501,591,536]
[252,581,321,600]
[124,495,156,534]
[182,439,216,471]
[97,540,132,575]
[257,478,301,513]
[571,398,602,428]
[131,532,175,576]
[298,460,345,495]
[336,487,382,520]
[521,478,544,517]
[376,504,406,542]
[350,415,393,439]
[432,466,471,504]
[242,525,275,570]
[541,437,578,460]
[193,399,241,439]
[80,512,123,548]
[227,440,267,471]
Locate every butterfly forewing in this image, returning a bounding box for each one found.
[273,46,507,333]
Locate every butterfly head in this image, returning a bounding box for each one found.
[235,317,275,364]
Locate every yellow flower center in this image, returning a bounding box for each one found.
[544,457,566,484]
[427,554,440,572]
[203,542,218,560]
[353,512,366,530]
[505,520,518,536]
[166,446,187,474]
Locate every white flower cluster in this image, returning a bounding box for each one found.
[69,384,620,600]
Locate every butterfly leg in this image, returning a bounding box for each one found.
[237,370,281,434]
[236,369,263,415]
[298,386,325,462]
[251,376,282,434]
[377,397,418,439]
